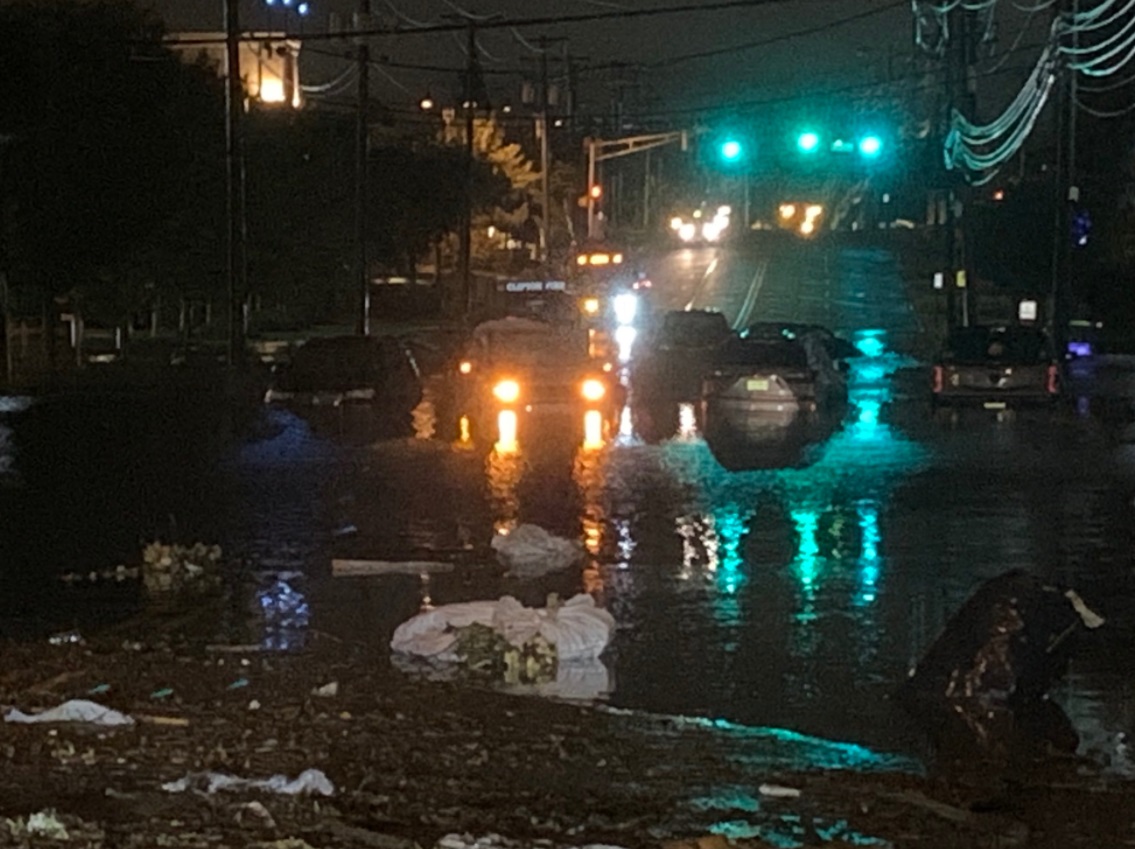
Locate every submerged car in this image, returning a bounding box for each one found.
[703,332,847,431]
[266,335,422,413]
[443,316,623,449]
[931,325,1061,409]
[634,310,734,401]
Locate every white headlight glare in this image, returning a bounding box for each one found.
[613,293,638,325]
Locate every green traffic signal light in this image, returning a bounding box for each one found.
[859,135,883,157]
[797,131,820,153]
[720,139,743,161]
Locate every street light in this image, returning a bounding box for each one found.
[419,92,435,111]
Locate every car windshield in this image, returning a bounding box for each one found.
[719,339,809,369]
[944,328,1050,364]
[479,330,588,367]
[659,312,730,348]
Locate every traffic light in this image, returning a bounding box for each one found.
[858,134,883,157]
[720,138,744,162]
[796,131,821,153]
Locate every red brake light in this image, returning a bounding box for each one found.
[1046,364,1059,394]
[932,365,944,394]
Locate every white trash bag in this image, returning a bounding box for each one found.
[491,524,583,578]
[390,593,614,662]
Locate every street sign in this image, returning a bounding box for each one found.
[933,272,944,290]
[1018,299,1038,322]
[501,280,567,293]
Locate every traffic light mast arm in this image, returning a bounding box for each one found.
[589,131,690,163]
[585,130,694,238]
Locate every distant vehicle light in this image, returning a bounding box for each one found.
[779,204,796,219]
[679,222,697,242]
[718,205,732,216]
[693,209,703,219]
[583,297,600,315]
[613,253,624,264]
[458,360,473,374]
[806,204,823,218]
[589,253,611,266]
[702,222,722,242]
[800,220,815,235]
[581,379,606,401]
[613,293,638,325]
[576,255,588,266]
[670,217,684,231]
[493,379,521,403]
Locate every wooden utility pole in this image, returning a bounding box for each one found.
[538,36,551,262]
[459,20,477,315]
[355,0,372,336]
[223,0,246,365]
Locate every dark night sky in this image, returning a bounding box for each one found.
[146,0,1042,129]
[147,0,922,118]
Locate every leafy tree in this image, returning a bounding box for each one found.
[366,141,509,275]
[0,0,226,324]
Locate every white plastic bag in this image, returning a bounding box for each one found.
[162,767,334,796]
[491,524,583,578]
[4,699,135,727]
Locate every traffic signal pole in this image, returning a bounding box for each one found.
[585,130,689,239]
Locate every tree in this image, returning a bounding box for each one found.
[366,141,509,275]
[0,1,226,325]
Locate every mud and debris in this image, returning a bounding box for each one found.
[0,606,1132,849]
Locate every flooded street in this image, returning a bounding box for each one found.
[4,236,1135,776]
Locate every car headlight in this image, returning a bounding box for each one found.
[613,293,638,325]
[459,360,472,374]
[581,379,606,401]
[493,379,520,403]
[678,222,697,242]
[583,297,600,315]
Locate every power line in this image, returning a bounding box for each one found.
[164,0,832,46]
[579,0,908,74]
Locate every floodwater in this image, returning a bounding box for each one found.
[3,243,1135,779]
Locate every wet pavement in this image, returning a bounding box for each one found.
[3,233,1135,777]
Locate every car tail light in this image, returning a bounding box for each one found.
[932,365,944,393]
[1046,364,1060,394]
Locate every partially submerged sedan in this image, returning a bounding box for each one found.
[701,331,847,468]
[266,335,423,413]
[703,332,848,428]
[931,325,1061,410]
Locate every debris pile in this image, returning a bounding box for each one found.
[141,541,223,597]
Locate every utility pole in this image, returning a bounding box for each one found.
[355,0,371,336]
[223,0,246,366]
[459,20,478,316]
[538,36,551,263]
[944,3,975,328]
[1050,0,1078,345]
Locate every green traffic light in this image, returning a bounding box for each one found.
[859,135,882,157]
[720,139,743,161]
[797,131,820,153]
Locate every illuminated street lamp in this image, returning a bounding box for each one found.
[797,131,820,153]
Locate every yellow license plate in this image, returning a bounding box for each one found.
[746,378,770,391]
